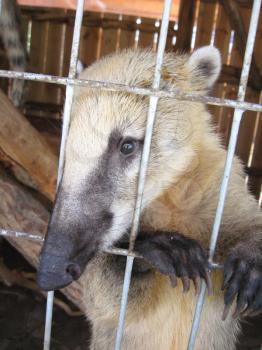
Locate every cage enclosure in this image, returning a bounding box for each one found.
[0,0,261,349]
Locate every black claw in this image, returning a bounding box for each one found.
[182,276,190,293]
[222,304,231,321]
[169,274,177,288]
[134,231,209,295]
[205,270,213,295]
[222,245,262,321]
[193,276,201,295]
[232,302,248,319]
[222,266,234,291]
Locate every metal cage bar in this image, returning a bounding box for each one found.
[0,228,223,270]
[0,0,261,349]
[187,0,262,349]
[42,1,85,349]
[114,1,173,348]
[0,70,261,112]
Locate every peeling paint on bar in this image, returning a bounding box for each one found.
[0,69,262,112]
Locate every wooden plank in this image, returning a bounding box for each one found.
[18,0,180,21]
[26,20,49,104]
[79,13,101,66]
[210,4,232,144]
[119,15,135,50]
[219,0,262,91]
[100,13,118,56]
[195,1,217,47]
[175,0,195,51]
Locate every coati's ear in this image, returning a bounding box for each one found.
[188,46,221,91]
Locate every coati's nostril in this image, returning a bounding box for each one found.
[66,263,81,280]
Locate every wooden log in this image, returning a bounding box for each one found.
[175,0,195,51]
[219,0,262,91]
[0,166,84,311]
[0,89,58,201]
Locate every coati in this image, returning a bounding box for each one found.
[37,46,262,349]
[0,0,27,106]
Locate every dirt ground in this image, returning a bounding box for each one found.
[0,242,261,350]
[0,284,90,350]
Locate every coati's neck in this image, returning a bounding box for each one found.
[142,135,261,257]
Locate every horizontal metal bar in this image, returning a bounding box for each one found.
[0,228,223,269]
[0,69,261,112]
[0,228,44,242]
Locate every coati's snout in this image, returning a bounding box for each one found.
[37,185,114,291]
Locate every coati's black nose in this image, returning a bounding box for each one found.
[37,254,79,291]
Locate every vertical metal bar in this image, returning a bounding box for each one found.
[114,1,173,349]
[187,1,262,349]
[43,1,85,349]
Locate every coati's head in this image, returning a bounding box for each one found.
[37,46,221,290]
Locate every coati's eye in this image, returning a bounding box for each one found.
[119,139,138,155]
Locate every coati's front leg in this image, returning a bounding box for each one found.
[222,239,262,320]
[134,232,262,320]
[134,232,212,294]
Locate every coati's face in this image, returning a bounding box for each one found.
[37,46,221,290]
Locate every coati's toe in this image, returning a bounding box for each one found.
[135,231,212,294]
[222,246,262,320]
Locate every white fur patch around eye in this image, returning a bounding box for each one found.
[188,46,221,88]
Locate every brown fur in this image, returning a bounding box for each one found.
[57,48,262,349]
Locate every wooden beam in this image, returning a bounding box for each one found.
[202,0,253,8]
[18,0,180,21]
[0,89,58,201]
[0,166,84,311]
[175,0,195,51]
[219,0,262,91]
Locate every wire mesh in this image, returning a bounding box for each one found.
[0,0,261,349]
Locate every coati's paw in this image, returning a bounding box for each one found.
[222,246,262,320]
[135,232,212,294]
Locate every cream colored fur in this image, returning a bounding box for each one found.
[64,48,262,349]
